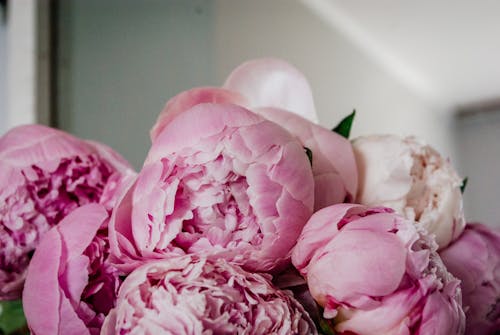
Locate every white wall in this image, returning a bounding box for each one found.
[214,0,455,159]
[57,0,215,169]
[0,9,6,135]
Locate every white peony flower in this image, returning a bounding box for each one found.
[353,134,465,249]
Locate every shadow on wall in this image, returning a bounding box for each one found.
[454,110,500,226]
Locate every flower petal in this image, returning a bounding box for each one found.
[224,58,318,123]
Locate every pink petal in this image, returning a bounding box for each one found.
[22,204,108,335]
[150,87,247,142]
[0,125,93,168]
[146,103,262,164]
[308,229,406,305]
[223,58,318,123]
[58,293,91,335]
[23,228,63,335]
[57,204,109,257]
[258,107,358,206]
[292,204,366,273]
[85,140,134,175]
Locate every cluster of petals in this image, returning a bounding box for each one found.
[101,255,317,335]
[292,203,465,335]
[353,134,465,249]
[0,125,133,299]
[23,204,121,335]
[151,58,358,211]
[110,103,314,273]
[5,58,480,335]
[440,223,500,335]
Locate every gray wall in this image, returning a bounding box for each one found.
[57,0,215,169]
[455,111,500,226]
[213,0,455,158]
[56,0,455,168]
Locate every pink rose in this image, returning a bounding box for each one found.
[101,255,317,335]
[110,103,314,273]
[439,223,500,335]
[23,204,121,335]
[353,135,465,249]
[292,204,465,335]
[0,125,133,300]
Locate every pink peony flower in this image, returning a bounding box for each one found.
[292,203,465,335]
[258,108,358,209]
[23,204,121,335]
[150,58,355,211]
[439,223,500,335]
[0,125,133,300]
[110,103,314,274]
[353,134,465,249]
[101,255,317,335]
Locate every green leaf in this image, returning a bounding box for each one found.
[318,318,336,335]
[0,300,28,335]
[304,147,313,166]
[460,177,468,194]
[332,110,356,139]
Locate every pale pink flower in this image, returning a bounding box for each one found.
[258,108,357,209]
[292,203,465,335]
[101,255,317,335]
[110,103,314,273]
[353,134,465,249]
[150,58,356,211]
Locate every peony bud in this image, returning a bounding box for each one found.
[292,203,465,335]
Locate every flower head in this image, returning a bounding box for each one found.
[258,108,358,209]
[292,203,465,335]
[111,104,314,273]
[353,134,465,249]
[0,125,133,300]
[101,255,317,335]
[440,223,500,335]
[23,204,121,335]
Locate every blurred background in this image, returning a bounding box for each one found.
[0,0,499,225]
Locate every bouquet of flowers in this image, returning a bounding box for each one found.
[0,58,498,335]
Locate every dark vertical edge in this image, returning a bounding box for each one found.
[49,0,59,127]
[0,0,7,21]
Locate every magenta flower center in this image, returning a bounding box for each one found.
[76,228,120,330]
[0,154,113,287]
